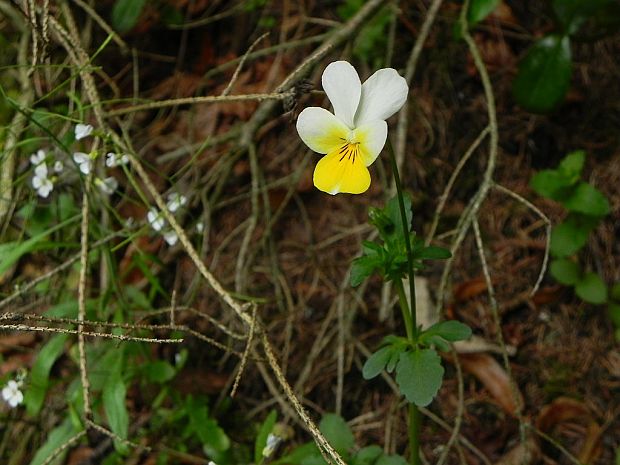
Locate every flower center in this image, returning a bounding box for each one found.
[338,137,360,164]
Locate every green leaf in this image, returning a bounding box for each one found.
[562,182,610,217]
[550,214,598,258]
[550,258,582,285]
[188,399,230,452]
[608,303,620,327]
[350,254,383,287]
[416,246,452,261]
[575,272,608,304]
[319,414,355,455]
[102,349,129,453]
[384,194,413,240]
[25,334,69,417]
[468,0,501,25]
[513,34,572,113]
[425,335,451,352]
[273,443,320,465]
[111,0,147,33]
[529,170,573,200]
[552,0,613,34]
[557,150,586,182]
[376,455,409,465]
[29,418,77,465]
[395,349,444,407]
[144,360,176,384]
[610,283,620,302]
[354,446,383,465]
[254,410,277,464]
[423,320,472,342]
[363,346,393,380]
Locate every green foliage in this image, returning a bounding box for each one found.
[102,348,129,454]
[395,349,444,407]
[24,334,69,417]
[467,0,501,25]
[28,418,77,465]
[254,410,277,464]
[111,0,147,33]
[575,272,607,304]
[185,395,230,453]
[351,195,451,287]
[273,413,407,465]
[512,35,571,113]
[549,258,581,285]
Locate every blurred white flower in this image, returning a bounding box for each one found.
[30,149,46,166]
[147,208,165,232]
[73,152,92,175]
[97,176,118,195]
[262,433,282,458]
[196,221,204,234]
[75,123,93,140]
[166,192,187,213]
[105,152,129,168]
[53,160,64,173]
[163,230,178,246]
[2,380,23,408]
[32,163,53,198]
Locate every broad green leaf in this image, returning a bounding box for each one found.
[25,334,69,416]
[376,455,409,465]
[557,150,586,182]
[513,34,572,113]
[425,335,451,352]
[416,246,452,261]
[550,214,598,258]
[549,258,582,285]
[529,170,574,200]
[354,446,383,465]
[610,283,620,302]
[254,410,277,464]
[319,414,355,455]
[562,182,610,217]
[144,360,176,384]
[395,349,444,407]
[468,0,501,25]
[273,442,320,465]
[608,303,620,327]
[111,0,147,33]
[575,272,608,304]
[350,253,383,287]
[363,346,393,380]
[29,418,77,465]
[102,349,129,453]
[423,320,472,342]
[202,419,231,452]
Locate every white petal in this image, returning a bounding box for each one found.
[73,152,88,164]
[163,230,178,246]
[354,68,408,126]
[322,61,361,128]
[75,123,93,140]
[354,120,388,166]
[34,162,48,178]
[53,161,63,173]
[99,177,118,195]
[296,107,349,154]
[38,180,53,198]
[105,153,116,167]
[30,150,46,165]
[1,387,10,401]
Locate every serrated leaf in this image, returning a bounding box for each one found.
[562,182,610,217]
[557,150,586,181]
[25,334,69,417]
[424,320,472,342]
[513,34,572,113]
[350,254,383,287]
[549,258,582,285]
[363,346,393,380]
[319,414,355,455]
[395,349,444,407]
[111,0,147,33]
[575,272,608,304]
[550,214,598,258]
[468,0,501,25]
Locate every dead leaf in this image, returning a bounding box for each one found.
[460,353,523,415]
[496,438,540,465]
[0,333,36,354]
[454,277,488,302]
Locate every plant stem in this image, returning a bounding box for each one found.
[387,139,421,465]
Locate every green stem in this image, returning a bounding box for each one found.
[387,140,421,465]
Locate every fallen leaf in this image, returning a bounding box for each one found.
[454,277,488,302]
[460,352,523,415]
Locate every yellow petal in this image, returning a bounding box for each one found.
[313,144,371,195]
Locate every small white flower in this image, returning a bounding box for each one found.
[2,380,24,408]
[166,193,187,213]
[32,163,54,198]
[196,221,204,234]
[97,176,118,195]
[53,160,64,173]
[163,230,178,246]
[30,149,46,166]
[147,208,165,232]
[73,152,92,175]
[208,461,217,465]
[74,123,93,140]
[105,152,129,168]
[262,433,282,458]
